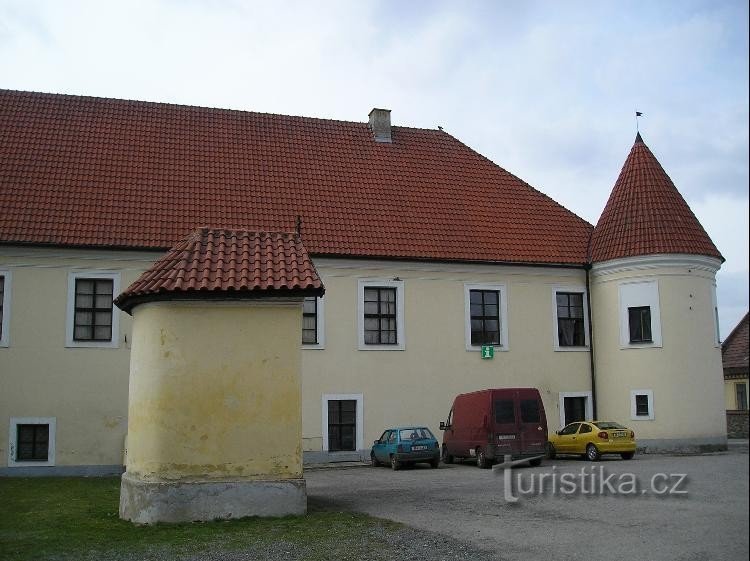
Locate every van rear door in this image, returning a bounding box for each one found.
[492,396,521,457]
[517,390,547,456]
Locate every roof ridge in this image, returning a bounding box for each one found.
[0,88,444,133]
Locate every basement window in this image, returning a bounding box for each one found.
[630,390,654,420]
[8,417,56,467]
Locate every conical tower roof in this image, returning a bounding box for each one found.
[590,134,723,263]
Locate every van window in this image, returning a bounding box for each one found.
[520,399,541,423]
[494,400,515,424]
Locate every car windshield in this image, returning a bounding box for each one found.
[594,421,626,430]
[399,428,434,441]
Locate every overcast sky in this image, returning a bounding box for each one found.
[1,0,747,337]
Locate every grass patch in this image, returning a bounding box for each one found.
[0,477,402,561]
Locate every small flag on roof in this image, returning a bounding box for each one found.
[636,111,643,116]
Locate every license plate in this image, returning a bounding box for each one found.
[412,445,427,451]
[498,434,516,440]
[613,431,627,438]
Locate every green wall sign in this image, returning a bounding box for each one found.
[481,345,494,359]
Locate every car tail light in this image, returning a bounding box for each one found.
[630,431,635,439]
[397,444,403,453]
[597,431,609,440]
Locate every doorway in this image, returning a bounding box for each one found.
[557,391,593,428]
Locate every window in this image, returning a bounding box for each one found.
[322,393,364,453]
[16,424,49,461]
[470,290,500,346]
[327,400,356,452]
[520,399,541,423]
[66,271,120,348]
[618,280,661,348]
[736,383,748,411]
[578,423,592,434]
[494,400,515,424]
[74,278,114,341]
[0,270,9,347]
[301,296,325,349]
[464,283,508,350]
[364,287,397,345]
[630,390,654,420]
[628,306,652,343]
[556,291,586,347]
[8,417,56,467]
[357,279,404,350]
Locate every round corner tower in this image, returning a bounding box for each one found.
[589,133,726,453]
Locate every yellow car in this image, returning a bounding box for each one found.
[547,421,636,461]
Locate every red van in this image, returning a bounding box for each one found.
[439,388,547,468]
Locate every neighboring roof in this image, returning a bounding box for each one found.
[722,312,749,377]
[590,133,723,263]
[0,89,592,265]
[114,228,324,314]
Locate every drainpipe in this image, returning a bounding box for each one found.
[585,264,597,420]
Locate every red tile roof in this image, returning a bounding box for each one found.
[0,89,592,265]
[114,228,323,314]
[590,134,723,263]
[722,312,749,377]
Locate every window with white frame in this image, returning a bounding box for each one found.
[8,417,56,467]
[464,283,508,350]
[357,279,405,350]
[322,393,364,452]
[553,287,589,350]
[66,271,121,348]
[630,390,654,420]
[0,270,10,347]
[619,280,662,348]
[301,296,325,349]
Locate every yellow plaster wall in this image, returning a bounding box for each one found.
[125,301,303,481]
[591,259,726,440]
[0,247,153,468]
[301,259,593,450]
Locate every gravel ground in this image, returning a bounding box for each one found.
[72,523,499,561]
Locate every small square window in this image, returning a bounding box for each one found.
[16,424,49,461]
[628,306,652,344]
[8,417,56,467]
[631,390,654,420]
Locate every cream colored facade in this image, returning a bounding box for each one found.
[0,247,728,473]
[591,254,727,449]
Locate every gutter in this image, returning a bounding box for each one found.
[585,263,597,419]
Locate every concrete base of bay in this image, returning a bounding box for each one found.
[119,472,307,523]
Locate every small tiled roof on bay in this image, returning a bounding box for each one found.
[0,89,593,266]
[114,228,324,314]
[590,133,723,263]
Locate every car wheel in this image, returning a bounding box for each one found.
[621,451,635,460]
[546,442,557,460]
[441,445,454,464]
[476,448,490,469]
[430,458,440,469]
[529,457,542,467]
[370,452,380,467]
[390,455,400,471]
[586,443,601,462]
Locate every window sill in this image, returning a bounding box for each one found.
[621,341,662,350]
[358,344,405,351]
[466,345,508,352]
[554,346,590,352]
[301,344,325,350]
[65,340,120,349]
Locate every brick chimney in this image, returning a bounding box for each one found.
[368,108,392,143]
